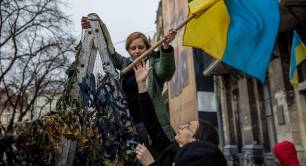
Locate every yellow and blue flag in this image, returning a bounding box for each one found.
[183,0,230,60]
[290,31,306,87]
[183,0,280,82]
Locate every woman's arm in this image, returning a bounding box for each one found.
[153,47,176,81]
[134,62,174,166]
[134,62,172,152]
[81,17,129,71]
[110,51,130,70]
[153,28,177,81]
[137,92,172,151]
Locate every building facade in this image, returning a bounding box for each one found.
[204,1,306,165]
[155,0,306,165]
[0,88,30,130]
[155,0,220,132]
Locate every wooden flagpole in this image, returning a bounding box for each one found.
[121,14,196,75]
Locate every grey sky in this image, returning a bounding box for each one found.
[65,0,160,57]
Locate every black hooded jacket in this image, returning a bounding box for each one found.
[137,92,227,166]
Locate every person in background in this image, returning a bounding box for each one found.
[173,141,228,166]
[133,62,227,166]
[273,140,300,166]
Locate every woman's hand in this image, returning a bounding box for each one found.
[163,28,177,49]
[133,61,151,93]
[136,144,155,166]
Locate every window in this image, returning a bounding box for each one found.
[298,60,306,83]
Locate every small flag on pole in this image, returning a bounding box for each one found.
[290,31,306,87]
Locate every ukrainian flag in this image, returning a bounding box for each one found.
[183,0,230,59]
[183,0,280,82]
[290,31,306,87]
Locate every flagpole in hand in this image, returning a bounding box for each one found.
[121,0,218,75]
[121,15,195,75]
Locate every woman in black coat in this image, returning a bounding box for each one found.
[133,62,227,166]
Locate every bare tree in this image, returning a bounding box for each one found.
[0,0,76,132]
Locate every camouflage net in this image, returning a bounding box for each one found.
[0,73,139,165]
[1,13,140,165]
